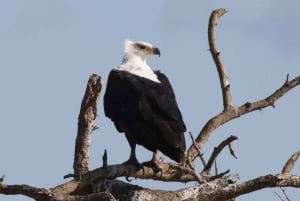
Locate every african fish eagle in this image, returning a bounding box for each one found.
[103,39,186,168]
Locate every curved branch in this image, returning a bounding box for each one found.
[174,174,300,201]
[218,174,300,200]
[188,75,300,161]
[188,8,300,165]
[208,8,232,110]
[203,135,238,172]
[236,76,300,115]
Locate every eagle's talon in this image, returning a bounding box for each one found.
[142,160,163,175]
[122,157,142,170]
[141,151,163,175]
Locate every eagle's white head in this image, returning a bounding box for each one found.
[124,39,160,61]
[117,39,161,83]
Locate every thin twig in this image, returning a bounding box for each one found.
[102,149,108,168]
[214,160,218,175]
[189,132,206,167]
[274,190,285,201]
[168,163,205,184]
[228,142,238,159]
[285,74,290,84]
[203,135,238,172]
[63,173,75,179]
[0,175,5,183]
[209,169,230,181]
[281,187,291,201]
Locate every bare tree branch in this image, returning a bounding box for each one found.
[228,142,238,159]
[275,187,292,201]
[0,175,5,184]
[50,193,116,201]
[204,135,238,172]
[188,75,300,162]
[236,75,300,115]
[274,190,285,201]
[232,174,300,198]
[0,183,116,201]
[203,174,300,201]
[80,162,207,191]
[208,8,232,110]
[102,149,108,168]
[280,187,291,201]
[72,74,102,179]
[0,183,52,201]
[1,173,300,201]
[50,162,207,197]
[187,7,300,162]
[282,151,300,174]
[189,132,206,168]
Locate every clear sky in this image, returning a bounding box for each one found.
[0,1,299,200]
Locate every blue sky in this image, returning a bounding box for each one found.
[0,1,299,200]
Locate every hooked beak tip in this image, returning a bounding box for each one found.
[153,47,161,57]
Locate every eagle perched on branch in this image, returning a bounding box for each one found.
[104,39,186,168]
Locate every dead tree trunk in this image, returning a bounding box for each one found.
[72,74,102,179]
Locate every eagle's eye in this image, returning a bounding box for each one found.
[137,44,146,50]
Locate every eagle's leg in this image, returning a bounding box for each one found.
[123,143,141,168]
[142,150,163,173]
[180,150,187,167]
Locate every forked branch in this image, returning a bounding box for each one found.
[203,135,238,172]
[187,8,300,163]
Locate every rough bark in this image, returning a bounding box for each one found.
[71,74,102,179]
[1,173,300,201]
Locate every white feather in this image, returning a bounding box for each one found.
[116,39,161,83]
